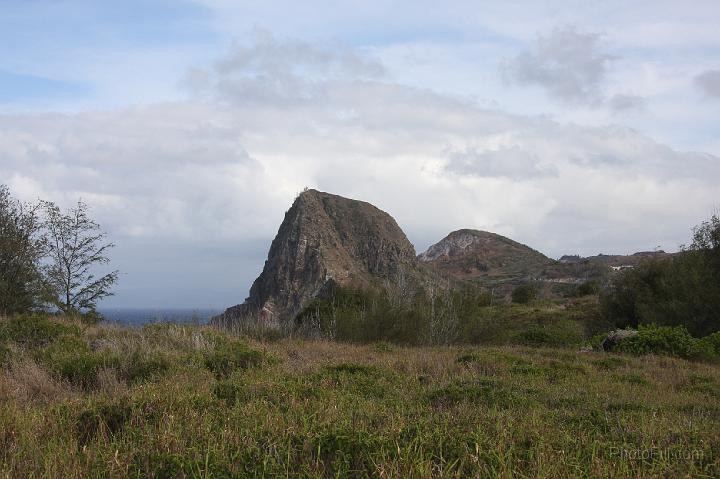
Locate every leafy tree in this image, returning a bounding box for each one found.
[0,185,45,314]
[42,200,119,314]
[511,283,537,304]
[601,214,720,336]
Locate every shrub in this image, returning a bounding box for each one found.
[574,280,600,297]
[703,332,720,356]
[324,362,376,376]
[36,336,118,388]
[204,340,268,378]
[586,332,608,350]
[513,321,584,347]
[124,351,171,383]
[372,341,393,353]
[615,325,717,361]
[0,342,8,365]
[76,401,132,445]
[213,380,245,405]
[511,283,537,304]
[456,351,484,364]
[427,378,527,408]
[0,314,80,347]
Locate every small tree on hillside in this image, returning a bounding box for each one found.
[42,200,118,315]
[0,185,45,314]
[512,282,537,304]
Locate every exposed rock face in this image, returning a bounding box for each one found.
[418,229,553,280]
[600,329,638,351]
[213,189,417,327]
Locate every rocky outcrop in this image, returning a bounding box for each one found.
[212,189,418,328]
[600,329,638,351]
[418,229,553,280]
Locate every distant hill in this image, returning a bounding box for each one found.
[560,251,673,268]
[418,229,554,284]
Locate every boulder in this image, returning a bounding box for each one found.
[600,329,638,351]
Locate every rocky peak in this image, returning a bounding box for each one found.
[419,229,502,262]
[418,229,552,280]
[212,189,417,327]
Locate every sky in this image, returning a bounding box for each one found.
[1,0,719,308]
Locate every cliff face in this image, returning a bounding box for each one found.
[213,189,417,327]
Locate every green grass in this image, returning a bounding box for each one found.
[1,315,719,477]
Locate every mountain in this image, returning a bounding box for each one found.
[418,229,554,286]
[212,189,419,327]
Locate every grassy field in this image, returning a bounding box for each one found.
[1,315,719,478]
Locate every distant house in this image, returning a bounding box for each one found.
[611,265,634,271]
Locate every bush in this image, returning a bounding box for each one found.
[427,378,528,408]
[615,325,718,361]
[124,351,171,383]
[36,336,118,388]
[704,332,720,356]
[586,332,607,350]
[574,280,600,297]
[0,314,80,347]
[204,341,268,378]
[76,401,132,445]
[324,362,376,376]
[0,342,8,365]
[511,283,537,304]
[513,321,584,347]
[213,380,245,405]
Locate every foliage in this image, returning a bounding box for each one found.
[513,322,584,347]
[0,185,119,316]
[0,185,45,315]
[213,379,246,405]
[123,350,171,383]
[615,325,718,361]
[36,335,118,388]
[41,199,119,314]
[601,214,720,337]
[76,401,132,446]
[511,283,537,304]
[0,314,81,347]
[1,316,720,477]
[0,342,8,365]
[571,280,600,297]
[296,283,602,347]
[203,340,269,378]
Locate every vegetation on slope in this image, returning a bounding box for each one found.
[295,281,610,347]
[602,215,720,337]
[1,314,719,478]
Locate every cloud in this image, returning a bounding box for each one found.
[186,29,386,106]
[1,33,718,307]
[695,69,720,98]
[445,146,557,179]
[503,26,616,105]
[608,93,646,113]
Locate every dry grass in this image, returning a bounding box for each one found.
[0,315,719,478]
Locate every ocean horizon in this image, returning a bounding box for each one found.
[99,307,223,327]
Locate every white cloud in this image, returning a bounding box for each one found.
[445,146,557,179]
[2,31,719,306]
[503,26,616,105]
